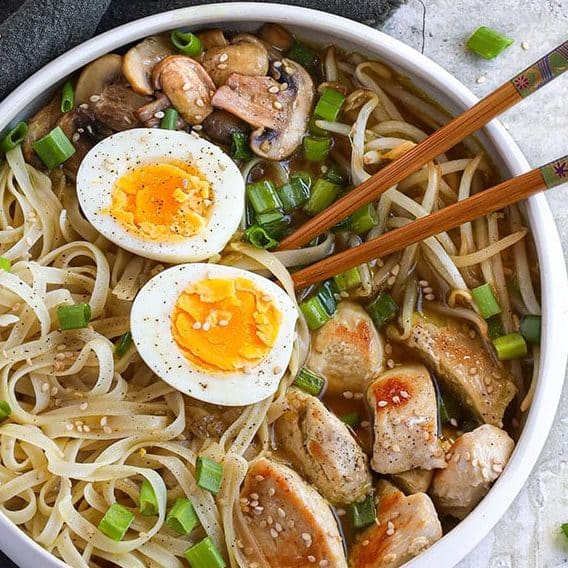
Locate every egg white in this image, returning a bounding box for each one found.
[76,128,245,263]
[130,263,298,406]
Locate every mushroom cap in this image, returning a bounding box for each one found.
[75,54,123,105]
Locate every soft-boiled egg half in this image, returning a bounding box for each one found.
[76,128,244,263]
[131,264,298,406]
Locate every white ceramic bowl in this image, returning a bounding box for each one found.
[0,4,566,567]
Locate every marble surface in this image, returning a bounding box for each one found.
[382,1,568,566]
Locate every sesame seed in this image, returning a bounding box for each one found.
[268,487,275,497]
[450,418,458,427]
[472,458,479,467]
[72,132,81,142]
[100,416,108,426]
[268,85,280,94]
[377,400,388,407]
[79,103,89,109]
[250,493,259,500]
[89,95,100,102]
[202,322,211,331]
[392,444,400,452]
[387,359,395,369]
[103,426,112,434]
[302,533,312,542]
[419,280,429,287]
[50,387,58,396]
[320,561,329,567]
[273,366,282,375]
[336,508,346,516]
[219,53,229,62]
[360,421,370,428]
[425,293,435,301]
[250,500,259,507]
[217,63,228,70]
[41,383,49,392]
[218,320,228,327]
[423,287,433,294]
[362,540,370,547]
[83,425,90,433]
[280,82,288,91]
[400,390,409,399]
[492,463,503,473]
[80,402,88,411]
[270,528,279,538]
[521,42,530,50]
[273,61,282,68]
[343,391,354,399]
[392,395,400,404]
[476,76,486,84]
[183,82,191,91]
[255,475,264,482]
[277,507,286,518]
[275,522,283,532]
[154,111,165,119]
[307,556,316,563]
[273,101,283,110]
[481,467,490,479]
[65,423,74,431]
[196,98,205,108]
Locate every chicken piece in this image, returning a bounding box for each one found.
[367,365,446,474]
[394,313,517,427]
[349,480,442,568]
[429,424,514,519]
[307,301,384,394]
[390,469,433,495]
[274,388,372,504]
[152,55,216,124]
[238,458,347,568]
[92,83,148,131]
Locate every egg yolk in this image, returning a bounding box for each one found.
[105,161,212,242]
[171,277,282,373]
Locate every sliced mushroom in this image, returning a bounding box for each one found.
[202,109,249,145]
[123,36,175,95]
[232,32,280,62]
[75,54,123,105]
[211,58,314,160]
[92,83,148,131]
[259,23,294,52]
[152,55,215,125]
[196,29,229,50]
[23,95,63,168]
[202,42,269,87]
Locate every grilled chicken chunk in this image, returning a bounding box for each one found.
[367,365,446,474]
[307,301,384,394]
[430,424,514,519]
[238,458,347,568]
[390,469,434,495]
[274,388,372,504]
[349,480,442,568]
[394,313,517,427]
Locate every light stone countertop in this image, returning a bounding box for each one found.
[381,1,568,566]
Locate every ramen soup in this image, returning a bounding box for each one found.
[0,23,541,568]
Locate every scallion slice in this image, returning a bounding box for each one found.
[472,283,501,319]
[293,367,325,396]
[314,87,346,122]
[277,178,310,213]
[167,498,199,535]
[366,293,398,328]
[290,170,313,190]
[350,203,378,235]
[316,280,337,317]
[0,257,11,272]
[60,81,75,113]
[139,479,158,516]
[230,131,252,160]
[287,41,318,71]
[171,30,203,57]
[246,180,282,214]
[299,295,332,330]
[98,503,135,541]
[243,225,279,249]
[520,314,541,344]
[303,135,332,161]
[0,122,28,153]
[340,411,360,428]
[350,494,376,529]
[493,332,528,360]
[256,209,289,239]
[185,536,226,568]
[304,178,340,216]
[160,108,179,130]
[466,26,513,59]
[32,126,75,170]
[115,331,132,357]
[195,456,224,494]
[0,401,11,420]
[333,267,362,292]
[57,303,91,330]
[561,523,568,539]
[324,163,347,186]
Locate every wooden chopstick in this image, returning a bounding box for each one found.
[278,39,568,251]
[290,155,568,290]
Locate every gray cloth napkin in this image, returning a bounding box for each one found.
[0,0,403,567]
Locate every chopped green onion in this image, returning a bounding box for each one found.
[303,135,332,162]
[185,536,226,568]
[304,178,341,216]
[366,293,398,329]
[171,30,203,57]
[493,332,528,360]
[195,456,224,494]
[487,316,504,341]
[350,203,378,235]
[244,198,255,228]
[287,41,318,71]
[0,122,28,154]
[293,367,325,396]
[314,87,346,122]
[243,225,279,249]
[32,126,75,170]
[0,401,11,420]
[166,498,199,535]
[466,26,513,59]
[60,81,75,113]
[561,523,568,540]
[246,180,282,214]
[277,178,310,213]
[350,494,376,529]
[308,115,327,136]
[333,267,362,292]
[160,108,179,130]
[98,503,135,541]
[290,170,313,190]
[256,209,289,239]
[230,131,252,160]
[323,163,347,186]
[331,216,351,233]
[472,283,501,319]
[316,280,337,317]
[340,411,360,428]
[299,295,332,330]
[520,314,541,344]
[57,303,91,330]
[114,331,132,357]
[0,257,11,272]
[139,479,158,516]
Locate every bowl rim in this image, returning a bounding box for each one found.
[0,4,566,568]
